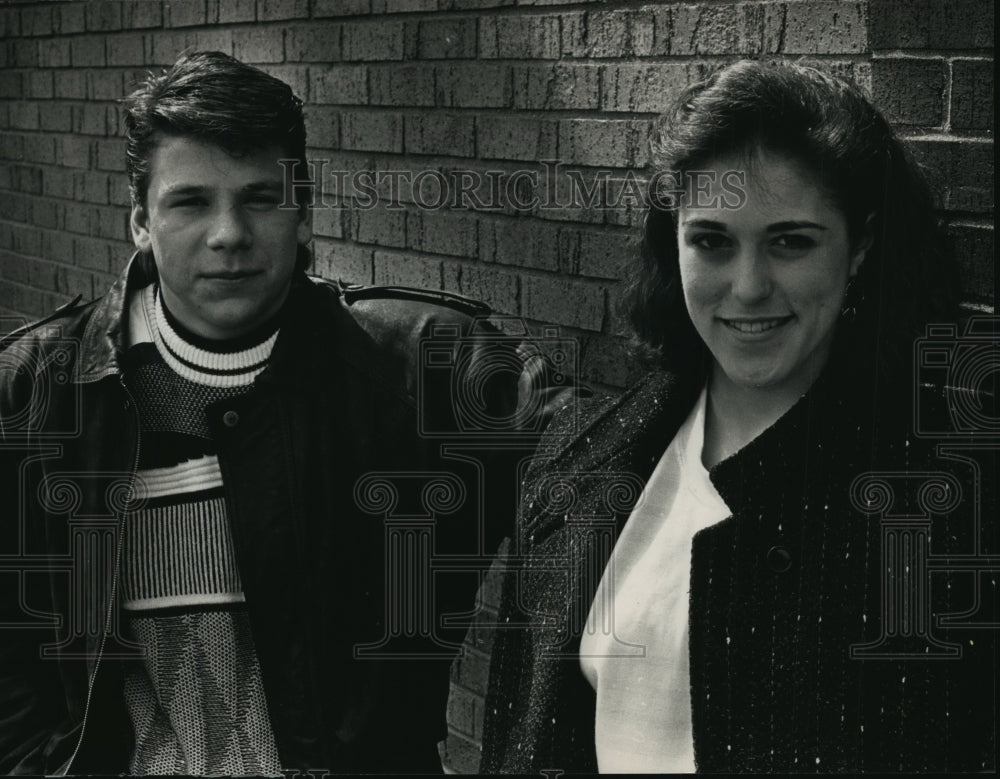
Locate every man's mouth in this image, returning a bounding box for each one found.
[203,271,261,280]
[720,315,794,334]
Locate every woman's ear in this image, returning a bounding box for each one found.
[849,212,876,278]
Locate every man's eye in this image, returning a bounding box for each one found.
[773,234,816,251]
[690,233,732,251]
[172,198,206,208]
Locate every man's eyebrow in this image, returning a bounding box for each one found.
[766,220,827,232]
[241,181,284,193]
[162,184,208,197]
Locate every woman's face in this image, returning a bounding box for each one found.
[676,150,866,398]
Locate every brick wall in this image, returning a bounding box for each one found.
[0,0,993,772]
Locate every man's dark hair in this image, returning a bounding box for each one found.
[625,59,960,383]
[122,50,312,270]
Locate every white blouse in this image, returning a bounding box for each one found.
[580,385,731,773]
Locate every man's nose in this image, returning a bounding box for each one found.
[730,249,773,303]
[206,206,252,250]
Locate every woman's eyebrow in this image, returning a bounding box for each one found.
[681,219,728,230]
[766,220,827,232]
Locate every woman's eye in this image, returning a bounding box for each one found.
[773,234,816,251]
[690,233,732,251]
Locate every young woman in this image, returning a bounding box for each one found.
[480,60,995,773]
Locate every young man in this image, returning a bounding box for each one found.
[0,52,566,775]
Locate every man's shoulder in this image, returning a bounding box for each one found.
[0,295,96,358]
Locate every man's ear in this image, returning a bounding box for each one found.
[296,204,313,246]
[130,203,152,253]
[849,212,876,278]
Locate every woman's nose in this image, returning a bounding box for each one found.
[730,250,773,303]
[206,206,252,251]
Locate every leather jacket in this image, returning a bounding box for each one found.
[0,256,570,774]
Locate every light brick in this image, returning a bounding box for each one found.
[257,0,308,21]
[38,38,71,67]
[312,239,372,284]
[408,211,478,259]
[86,1,123,32]
[353,207,406,248]
[54,70,87,100]
[559,227,633,280]
[39,104,72,133]
[341,111,403,153]
[521,273,604,331]
[512,63,599,110]
[287,24,342,62]
[25,71,53,99]
[417,18,477,59]
[342,21,404,62]
[600,63,690,113]
[70,36,106,68]
[480,217,559,272]
[311,65,369,105]
[208,0,254,23]
[313,0,371,16]
[770,1,867,55]
[478,117,557,162]
[558,119,649,169]
[480,15,561,59]
[59,3,86,34]
[444,261,518,314]
[10,104,40,132]
[106,33,146,66]
[233,28,285,63]
[437,64,511,108]
[122,1,164,29]
[95,138,126,172]
[373,250,442,289]
[405,115,475,157]
[370,64,435,107]
[303,106,341,150]
[562,10,654,58]
[166,0,208,28]
[670,3,763,56]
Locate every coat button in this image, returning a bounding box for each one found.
[222,410,240,428]
[767,545,792,572]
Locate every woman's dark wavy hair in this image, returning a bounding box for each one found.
[122,51,312,271]
[624,59,959,384]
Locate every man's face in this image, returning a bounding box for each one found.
[130,135,311,340]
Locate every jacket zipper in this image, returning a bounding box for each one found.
[61,375,141,775]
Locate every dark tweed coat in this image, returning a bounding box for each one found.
[480,363,996,774]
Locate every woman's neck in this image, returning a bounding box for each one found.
[701,367,811,469]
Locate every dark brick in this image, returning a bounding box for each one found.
[233,28,284,63]
[341,111,402,153]
[74,237,112,273]
[437,64,511,108]
[910,139,993,213]
[0,7,19,37]
[149,29,189,65]
[22,136,54,166]
[13,39,39,67]
[579,331,643,389]
[73,171,110,204]
[86,1,123,32]
[353,207,406,247]
[870,1,994,50]
[24,71,53,100]
[408,210,478,259]
[38,38,71,68]
[39,103,72,133]
[558,119,649,168]
[446,683,478,738]
[0,252,30,285]
[512,63,599,110]
[0,281,46,319]
[106,34,146,66]
[342,21,404,61]
[522,273,604,331]
[10,224,42,258]
[311,65,369,105]
[208,0,254,23]
[10,104,39,132]
[773,1,867,54]
[440,730,481,775]
[287,24,342,62]
[59,3,87,34]
[312,0,371,16]
[70,36,106,68]
[600,62,690,113]
[312,239,372,284]
[944,222,994,301]
[405,115,475,157]
[480,216,559,272]
[64,203,96,236]
[166,0,208,28]
[373,0,435,10]
[950,60,994,133]
[53,70,87,100]
[0,133,25,162]
[562,10,654,58]
[2,193,28,223]
[0,72,21,99]
[259,64,308,100]
[871,58,946,127]
[31,200,62,230]
[94,205,129,241]
[21,5,54,36]
[480,14,561,59]
[90,70,125,101]
[417,18,477,59]
[73,104,108,137]
[443,261,518,315]
[257,0,308,21]
[95,139,126,172]
[43,168,75,200]
[373,249,442,288]
[478,117,557,162]
[122,1,164,29]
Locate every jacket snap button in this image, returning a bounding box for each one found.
[767,545,792,572]
[222,410,240,428]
